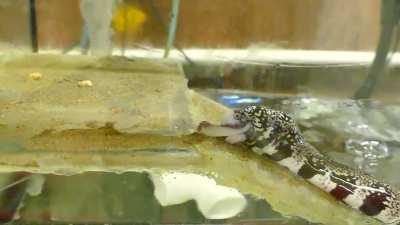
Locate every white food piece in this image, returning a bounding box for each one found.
[77,80,93,87]
[28,72,42,80]
[199,123,250,137]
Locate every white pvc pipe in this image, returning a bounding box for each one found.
[150,172,247,219]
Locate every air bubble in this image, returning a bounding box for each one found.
[345,139,390,173]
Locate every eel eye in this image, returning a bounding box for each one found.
[233,111,241,120]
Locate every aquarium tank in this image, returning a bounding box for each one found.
[0,0,400,225]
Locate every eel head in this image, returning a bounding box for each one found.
[197,106,259,144]
[198,105,302,145]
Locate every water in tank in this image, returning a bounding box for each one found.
[0,0,399,225]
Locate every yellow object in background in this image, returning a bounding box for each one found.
[112,4,147,34]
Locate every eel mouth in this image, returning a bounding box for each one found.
[198,112,250,137]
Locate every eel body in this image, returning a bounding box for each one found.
[198,105,400,224]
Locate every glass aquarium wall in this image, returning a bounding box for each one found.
[1,1,400,225]
[2,0,397,100]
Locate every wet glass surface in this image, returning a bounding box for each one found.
[0,171,313,225]
[0,89,399,224]
[199,89,400,188]
[0,1,398,224]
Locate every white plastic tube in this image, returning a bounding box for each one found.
[150,172,247,219]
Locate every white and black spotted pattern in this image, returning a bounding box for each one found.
[200,105,400,224]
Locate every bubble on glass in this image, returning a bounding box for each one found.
[345,139,390,173]
[346,121,370,132]
[293,97,333,120]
